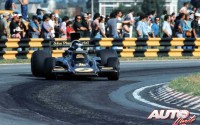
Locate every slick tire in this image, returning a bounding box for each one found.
[31,50,51,77]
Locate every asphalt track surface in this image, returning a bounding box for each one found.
[1,60,200,125]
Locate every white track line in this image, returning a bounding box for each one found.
[132,83,200,116]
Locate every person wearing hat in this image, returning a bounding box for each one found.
[0,12,10,39]
[191,13,200,39]
[10,14,20,38]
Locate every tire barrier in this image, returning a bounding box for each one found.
[0,10,13,15]
[0,38,199,59]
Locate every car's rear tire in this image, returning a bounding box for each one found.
[31,50,51,77]
[97,49,118,66]
[44,57,56,80]
[107,57,120,81]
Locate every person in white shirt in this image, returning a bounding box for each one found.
[99,16,107,38]
[125,9,134,38]
[179,2,189,14]
[48,13,55,38]
[60,16,69,38]
[162,15,172,38]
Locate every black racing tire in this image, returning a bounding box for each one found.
[96,49,118,66]
[107,57,120,69]
[44,57,56,80]
[31,50,51,77]
[107,57,120,81]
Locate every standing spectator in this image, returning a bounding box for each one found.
[87,12,92,33]
[171,13,176,37]
[125,9,134,38]
[48,13,55,38]
[162,15,172,38]
[5,0,16,10]
[175,13,185,38]
[73,15,87,37]
[191,13,200,39]
[136,14,144,38]
[106,10,121,38]
[189,11,195,21]
[151,10,157,23]
[54,14,61,38]
[183,14,192,38]
[161,10,168,24]
[18,0,29,21]
[193,7,198,13]
[87,12,92,21]
[28,15,41,38]
[107,10,132,38]
[0,12,10,39]
[91,13,101,38]
[160,10,168,37]
[60,16,69,38]
[152,17,160,37]
[142,14,149,38]
[100,16,107,38]
[105,15,110,37]
[105,15,110,24]
[42,15,53,38]
[82,14,91,37]
[179,2,189,14]
[122,20,131,38]
[66,21,75,39]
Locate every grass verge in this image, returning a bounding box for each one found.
[0,59,30,64]
[169,73,200,96]
[119,56,200,61]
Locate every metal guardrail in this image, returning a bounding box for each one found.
[0,38,199,59]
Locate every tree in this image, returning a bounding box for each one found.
[141,0,166,16]
[113,3,142,17]
[191,0,200,8]
[86,0,99,13]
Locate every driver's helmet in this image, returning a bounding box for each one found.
[70,40,83,51]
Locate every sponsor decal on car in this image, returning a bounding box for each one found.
[147,110,196,125]
[75,68,94,72]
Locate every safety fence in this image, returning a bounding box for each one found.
[0,38,200,59]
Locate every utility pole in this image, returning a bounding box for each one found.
[0,0,2,9]
[91,0,94,18]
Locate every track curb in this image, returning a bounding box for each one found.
[150,85,200,111]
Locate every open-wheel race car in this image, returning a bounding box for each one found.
[31,35,120,80]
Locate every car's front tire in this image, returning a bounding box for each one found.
[44,57,56,80]
[31,50,50,77]
[107,57,120,81]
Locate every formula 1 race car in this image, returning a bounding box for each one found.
[31,39,120,80]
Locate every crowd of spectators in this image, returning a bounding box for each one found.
[1,2,200,40]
